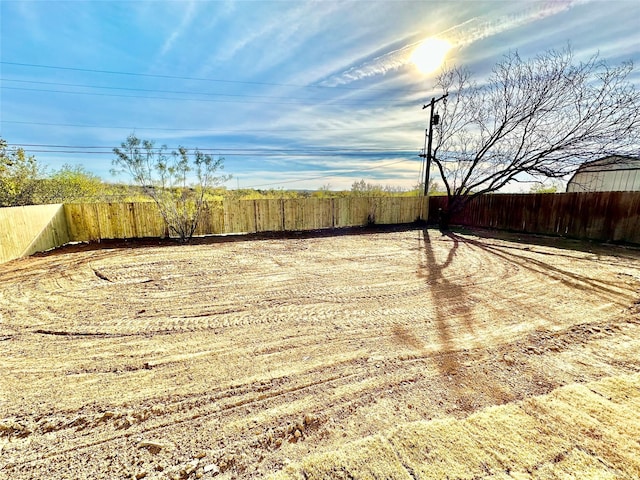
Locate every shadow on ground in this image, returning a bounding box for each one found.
[447,230,637,306]
[30,223,427,258]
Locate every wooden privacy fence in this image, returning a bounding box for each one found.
[0,204,70,264]
[3,192,639,265]
[65,197,428,242]
[0,197,428,263]
[223,197,428,237]
[429,192,640,244]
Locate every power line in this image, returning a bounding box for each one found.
[13,143,416,153]
[0,61,411,92]
[15,149,419,157]
[1,119,422,134]
[8,143,421,158]
[1,85,393,107]
[5,143,419,189]
[0,78,390,104]
[4,142,419,189]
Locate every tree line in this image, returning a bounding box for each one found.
[1,136,433,208]
[0,138,138,206]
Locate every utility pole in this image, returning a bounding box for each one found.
[420,93,448,196]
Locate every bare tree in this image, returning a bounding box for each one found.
[430,47,640,229]
[113,134,230,242]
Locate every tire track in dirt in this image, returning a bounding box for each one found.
[6,313,640,474]
[6,366,361,461]
[2,229,640,478]
[7,318,640,478]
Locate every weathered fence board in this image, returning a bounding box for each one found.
[429,192,640,244]
[223,199,256,233]
[194,202,224,236]
[334,198,366,227]
[0,204,70,263]
[64,202,167,241]
[65,203,99,241]
[131,202,167,237]
[378,196,426,225]
[283,198,333,231]
[4,193,640,265]
[255,199,285,232]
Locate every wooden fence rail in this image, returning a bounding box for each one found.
[428,192,640,244]
[3,192,639,265]
[63,197,428,243]
[0,197,428,263]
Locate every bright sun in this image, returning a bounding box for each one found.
[410,37,451,74]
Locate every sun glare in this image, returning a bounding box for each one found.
[410,37,451,74]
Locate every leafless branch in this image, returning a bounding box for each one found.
[428,47,640,228]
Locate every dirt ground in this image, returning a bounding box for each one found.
[1,226,639,479]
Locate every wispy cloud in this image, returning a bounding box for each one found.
[10,1,45,43]
[159,1,198,56]
[450,0,585,47]
[203,2,340,68]
[321,0,583,86]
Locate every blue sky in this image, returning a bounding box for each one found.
[1,0,639,191]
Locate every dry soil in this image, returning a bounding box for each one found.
[1,227,639,479]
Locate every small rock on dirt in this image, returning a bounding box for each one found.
[203,463,220,475]
[303,413,316,426]
[98,411,115,422]
[137,439,174,453]
[181,459,199,476]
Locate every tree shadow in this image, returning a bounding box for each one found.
[414,227,639,414]
[446,231,637,307]
[418,229,475,377]
[456,226,640,258]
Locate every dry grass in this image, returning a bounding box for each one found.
[273,373,640,479]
